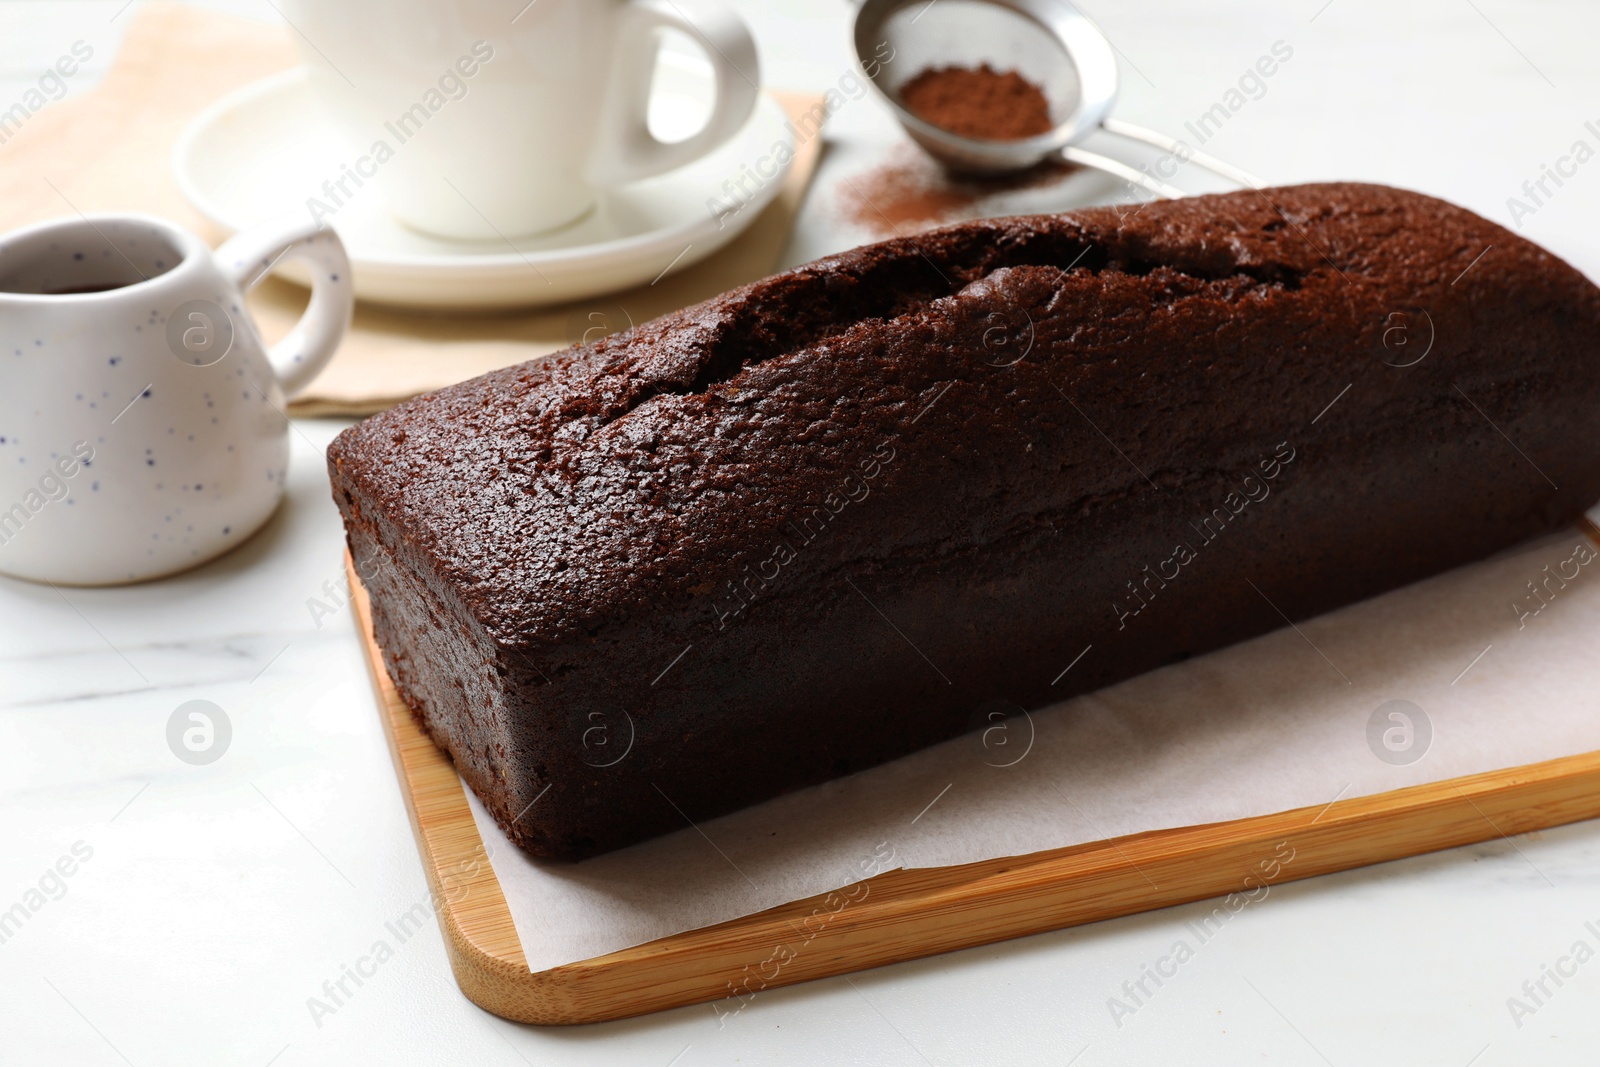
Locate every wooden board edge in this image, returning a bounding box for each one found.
[346,553,1600,1026]
[346,558,553,1008]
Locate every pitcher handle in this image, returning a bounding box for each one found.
[217,218,353,398]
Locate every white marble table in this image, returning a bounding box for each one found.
[5,1,1600,1064]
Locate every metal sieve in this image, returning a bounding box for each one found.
[853,0,1262,198]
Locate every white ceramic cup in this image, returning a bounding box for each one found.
[0,213,353,585]
[280,0,761,240]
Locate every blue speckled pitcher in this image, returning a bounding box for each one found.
[0,213,351,584]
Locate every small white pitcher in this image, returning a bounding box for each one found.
[0,213,352,585]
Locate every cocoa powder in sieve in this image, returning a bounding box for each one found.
[898,63,1054,141]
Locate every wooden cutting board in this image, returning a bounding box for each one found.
[347,554,1600,1026]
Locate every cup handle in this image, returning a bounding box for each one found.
[588,0,761,186]
[216,217,354,398]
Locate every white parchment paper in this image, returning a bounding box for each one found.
[469,511,1600,972]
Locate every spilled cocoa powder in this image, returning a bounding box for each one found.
[835,143,1080,238]
[898,63,1054,141]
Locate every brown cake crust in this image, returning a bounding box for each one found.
[329,182,1600,860]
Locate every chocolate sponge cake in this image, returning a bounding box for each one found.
[329,183,1600,860]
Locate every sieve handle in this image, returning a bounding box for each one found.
[1061,146,1186,200]
[1100,117,1267,190]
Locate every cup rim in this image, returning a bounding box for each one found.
[0,212,212,305]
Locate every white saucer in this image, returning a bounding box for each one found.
[173,64,794,310]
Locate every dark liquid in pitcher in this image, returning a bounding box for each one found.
[38,282,128,295]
